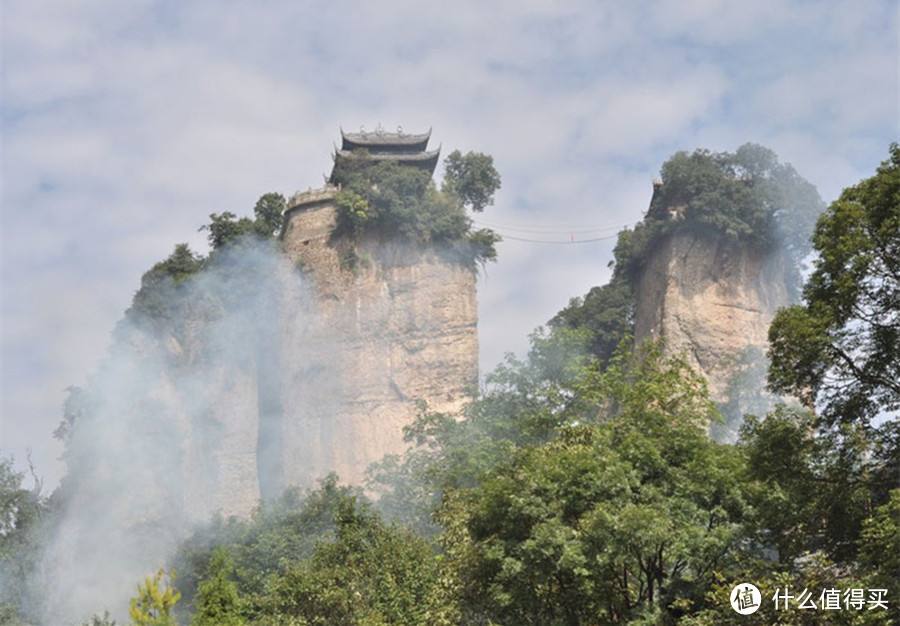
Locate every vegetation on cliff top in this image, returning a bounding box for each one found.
[126,193,287,329]
[127,148,501,331]
[622,143,823,279]
[330,149,501,269]
[552,143,824,368]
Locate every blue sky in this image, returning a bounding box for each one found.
[2,0,897,486]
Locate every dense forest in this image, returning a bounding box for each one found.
[1,145,898,626]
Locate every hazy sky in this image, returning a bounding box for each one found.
[2,0,897,486]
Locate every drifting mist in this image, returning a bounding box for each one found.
[34,240,311,623]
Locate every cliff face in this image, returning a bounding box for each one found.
[633,229,790,439]
[150,188,478,518]
[58,187,478,526]
[46,183,479,620]
[275,188,478,492]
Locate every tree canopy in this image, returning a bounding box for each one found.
[549,254,633,367]
[768,144,900,425]
[201,193,287,251]
[331,152,501,268]
[0,457,47,625]
[441,150,502,213]
[190,548,244,626]
[650,143,823,259]
[123,190,291,331]
[129,569,180,626]
[436,345,743,625]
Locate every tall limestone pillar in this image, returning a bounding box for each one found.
[274,186,479,489]
[633,228,792,440]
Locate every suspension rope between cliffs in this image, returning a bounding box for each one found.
[471,219,631,244]
[471,219,632,235]
[487,231,623,245]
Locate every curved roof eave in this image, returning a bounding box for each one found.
[335,148,440,163]
[340,128,432,151]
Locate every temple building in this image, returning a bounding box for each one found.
[331,127,440,182]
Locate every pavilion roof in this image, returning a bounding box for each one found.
[333,147,440,169]
[340,128,431,152]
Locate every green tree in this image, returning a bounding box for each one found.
[549,276,632,367]
[200,192,286,251]
[172,475,364,613]
[331,155,500,268]
[129,569,181,626]
[151,243,205,282]
[439,345,745,625]
[739,407,892,563]
[858,489,900,622]
[768,144,900,425]
[202,212,257,250]
[441,149,502,212]
[126,243,204,324]
[0,456,46,625]
[252,193,286,237]
[258,494,444,626]
[191,548,244,626]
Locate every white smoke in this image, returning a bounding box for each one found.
[34,238,315,624]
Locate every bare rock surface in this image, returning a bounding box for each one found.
[278,194,478,490]
[633,229,791,437]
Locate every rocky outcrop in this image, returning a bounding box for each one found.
[276,188,478,491]
[45,185,480,622]
[633,229,790,439]
[62,187,477,520]
[125,187,479,515]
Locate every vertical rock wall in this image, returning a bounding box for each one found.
[276,188,479,489]
[45,185,480,622]
[633,229,791,438]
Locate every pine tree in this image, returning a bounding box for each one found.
[129,569,180,626]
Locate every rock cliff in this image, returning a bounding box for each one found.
[275,187,478,493]
[168,187,477,516]
[633,229,791,439]
[43,183,480,621]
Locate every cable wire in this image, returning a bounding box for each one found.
[472,219,631,235]
[494,232,622,244]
